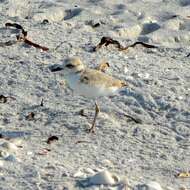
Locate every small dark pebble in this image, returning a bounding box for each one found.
[47,136,59,144]
[79,109,87,117]
[92,23,100,28]
[0,134,4,138]
[42,19,49,24]
[26,112,35,120]
[0,95,7,103]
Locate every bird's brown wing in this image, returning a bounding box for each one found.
[80,69,127,88]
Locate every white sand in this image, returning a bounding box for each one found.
[0,0,190,189]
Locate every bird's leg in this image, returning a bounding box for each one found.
[89,101,100,133]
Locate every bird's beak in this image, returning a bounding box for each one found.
[49,64,63,72]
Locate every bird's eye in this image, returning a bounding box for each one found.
[66,64,74,68]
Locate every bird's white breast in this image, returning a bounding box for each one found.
[65,74,119,98]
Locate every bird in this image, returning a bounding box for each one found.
[49,57,127,133]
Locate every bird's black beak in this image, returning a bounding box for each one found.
[49,64,63,72]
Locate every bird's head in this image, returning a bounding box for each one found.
[49,57,85,76]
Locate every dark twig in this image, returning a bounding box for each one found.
[124,114,142,124]
[54,41,64,51]
[17,35,49,51]
[75,140,90,144]
[40,98,44,107]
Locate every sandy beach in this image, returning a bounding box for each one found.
[0,0,190,189]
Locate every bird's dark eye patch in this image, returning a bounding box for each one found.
[66,64,74,68]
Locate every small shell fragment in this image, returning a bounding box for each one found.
[136,181,163,190]
[1,142,18,151]
[0,160,4,167]
[84,168,95,175]
[177,96,183,100]
[120,176,129,185]
[5,154,17,162]
[0,149,10,158]
[146,181,163,190]
[10,138,22,146]
[27,151,33,155]
[89,170,119,185]
[73,170,87,178]
[166,187,175,190]
[101,159,114,167]
[124,67,128,73]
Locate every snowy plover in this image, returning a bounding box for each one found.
[49,57,127,133]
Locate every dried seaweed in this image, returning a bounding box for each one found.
[94,37,123,51]
[128,41,157,49]
[1,22,49,51]
[94,36,157,52]
[5,23,27,37]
